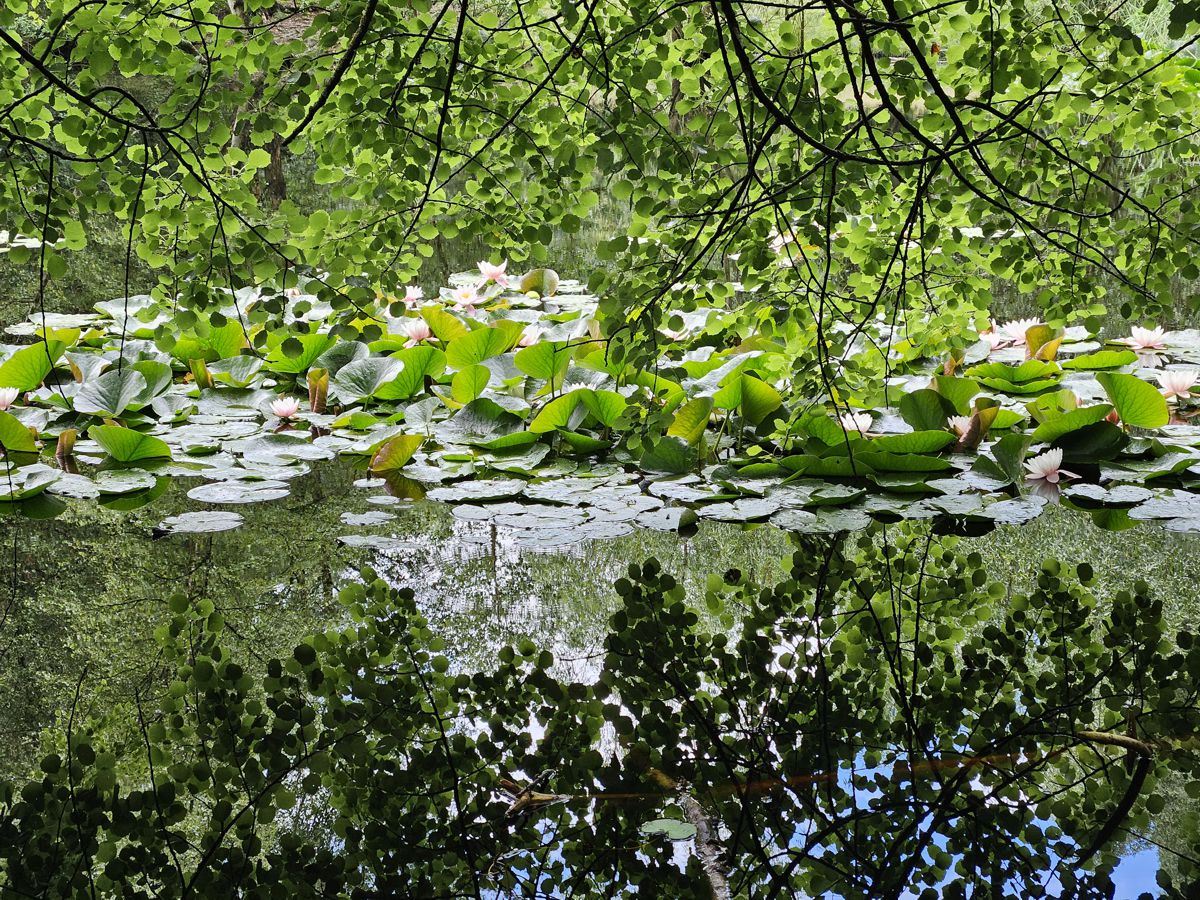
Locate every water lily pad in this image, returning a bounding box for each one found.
[340,511,396,526]
[636,507,699,532]
[426,478,526,503]
[1129,490,1200,520]
[46,472,100,499]
[982,496,1048,525]
[95,469,158,495]
[0,463,59,500]
[778,507,872,533]
[696,497,781,521]
[1062,483,1152,508]
[433,398,535,450]
[157,511,245,534]
[187,479,291,504]
[769,508,819,531]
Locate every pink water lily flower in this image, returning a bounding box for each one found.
[948,415,972,438]
[270,396,301,420]
[1024,447,1078,484]
[1123,325,1167,350]
[1158,369,1198,403]
[1001,318,1040,346]
[979,330,1006,352]
[0,387,19,411]
[402,318,434,347]
[838,412,873,435]
[403,285,424,306]
[517,328,541,348]
[477,259,509,287]
[450,285,478,313]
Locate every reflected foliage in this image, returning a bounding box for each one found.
[2,525,1198,896]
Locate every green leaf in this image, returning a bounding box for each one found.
[974,376,1061,395]
[518,268,560,296]
[208,355,265,388]
[376,346,446,400]
[331,411,380,430]
[796,411,851,446]
[207,320,248,359]
[739,375,783,424]
[854,451,952,473]
[530,390,587,433]
[450,364,491,403]
[1096,372,1169,428]
[445,327,513,368]
[990,409,1026,430]
[0,340,65,391]
[667,397,713,445]
[88,425,172,462]
[129,360,172,403]
[369,434,424,473]
[976,432,1031,484]
[932,376,979,415]
[421,306,470,343]
[74,369,147,417]
[784,454,875,478]
[1052,421,1129,461]
[580,389,626,427]
[869,431,956,454]
[1029,405,1114,444]
[434,398,536,449]
[312,340,369,376]
[332,357,404,402]
[558,430,610,454]
[0,410,37,453]
[265,333,337,374]
[640,435,696,474]
[514,340,571,386]
[1060,349,1137,370]
[899,389,956,431]
[966,359,1060,384]
[640,819,697,841]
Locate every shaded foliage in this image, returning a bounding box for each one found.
[2,525,1198,896]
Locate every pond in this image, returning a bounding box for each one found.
[2,248,1200,896]
[2,451,1199,896]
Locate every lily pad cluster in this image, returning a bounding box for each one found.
[5,272,1200,540]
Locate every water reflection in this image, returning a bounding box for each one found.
[1,464,1199,895]
[0,459,788,777]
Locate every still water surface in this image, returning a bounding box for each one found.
[1,455,1197,894]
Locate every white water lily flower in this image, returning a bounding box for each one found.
[401,318,434,347]
[477,259,508,287]
[403,285,424,306]
[1001,318,1039,346]
[838,412,873,435]
[1158,369,1198,403]
[1023,448,1078,484]
[270,396,301,420]
[0,387,18,411]
[948,415,972,438]
[1123,325,1167,350]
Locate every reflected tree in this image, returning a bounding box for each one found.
[2,524,1197,896]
